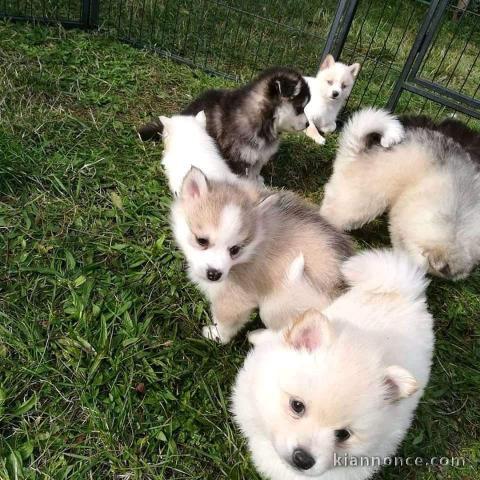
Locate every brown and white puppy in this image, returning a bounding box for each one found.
[139,68,311,182]
[171,167,353,343]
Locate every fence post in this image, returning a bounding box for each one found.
[90,0,100,28]
[81,0,100,29]
[386,0,448,112]
[321,0,359,64]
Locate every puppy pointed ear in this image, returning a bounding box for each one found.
[383,365,418,403]
[180,167,209,200]
[320,54,335,70]
[293,79,302,97]
[159,115,170,127]
[195,110,207,127]
[159,115,171,136]
[274,79,282,96]
[284,309,334,351]
[349,63,361,78]
[254,192,278,215]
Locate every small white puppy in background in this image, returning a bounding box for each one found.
[303,54,360,145]
[159,111,239,196]
[233,249,433,480]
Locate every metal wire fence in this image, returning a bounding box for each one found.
[1,0,479,122]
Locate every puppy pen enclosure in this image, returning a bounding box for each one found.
[1,0,479,122]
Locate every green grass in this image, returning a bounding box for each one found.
[0,20,479,480]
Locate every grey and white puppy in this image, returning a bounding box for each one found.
[172,167,353,343]
[321,108,480,280]
[139,68,311,181]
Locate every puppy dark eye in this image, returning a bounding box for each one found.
[327,80,333,85]
[295,107,304,115]
[341,83,347,89]
[290,398,305,416]
[196,237,209,248]
[229,245,241,257]
[335,429,351,442]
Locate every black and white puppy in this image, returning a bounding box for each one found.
[138,67,310,181]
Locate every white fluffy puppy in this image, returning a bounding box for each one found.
[159,111,238,195]
[233,249,433,480]
[304,55,360,145]
[320,108,480,279]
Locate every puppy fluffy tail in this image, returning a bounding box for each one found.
[338,108,405,159]
[137,118,164,141]
[341,249,429,301]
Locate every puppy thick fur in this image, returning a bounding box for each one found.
[320,108,480,279]
[233,249,433,480]
[159,111,238,196]
[304,54,360,145]
[139,67,310,181]
[172,168,352,343]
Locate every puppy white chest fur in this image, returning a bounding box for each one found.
[239,138,279,167]
[304,76,342,129]
[302,55,360,145]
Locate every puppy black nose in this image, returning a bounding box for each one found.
[332,91,339,98]
[305,120,310,128]
[292,449,315,470]
[206,268,222,281]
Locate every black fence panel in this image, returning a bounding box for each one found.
[97,0,341,80]
[0,0,86,27]
[329,0,433,115]
[0,0,479,121]
[388,0,480,121]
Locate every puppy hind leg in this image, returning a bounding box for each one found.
[423,247,451,278]
[320,189,386,231]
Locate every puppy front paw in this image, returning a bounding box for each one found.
[305,124,326,145]
[202,324,222,342]
[202,324,230,344]
[322,122,337,134]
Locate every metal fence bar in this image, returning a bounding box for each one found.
[0,13,83,28]
[371,5,417,106]
[457,48,480,97]
[403,82,480,120]
[401,0,479,119]
[90,0,99,28]
[321,0,353,62]
[356,0,403,108]
[386,0,445,111]
[120,37,238,82]
[331,0,359,61]
[0,0,479,122]
[81,0,91,27]
[411,78,480,110]
[408,0,451,79]
[80,0,99,28]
